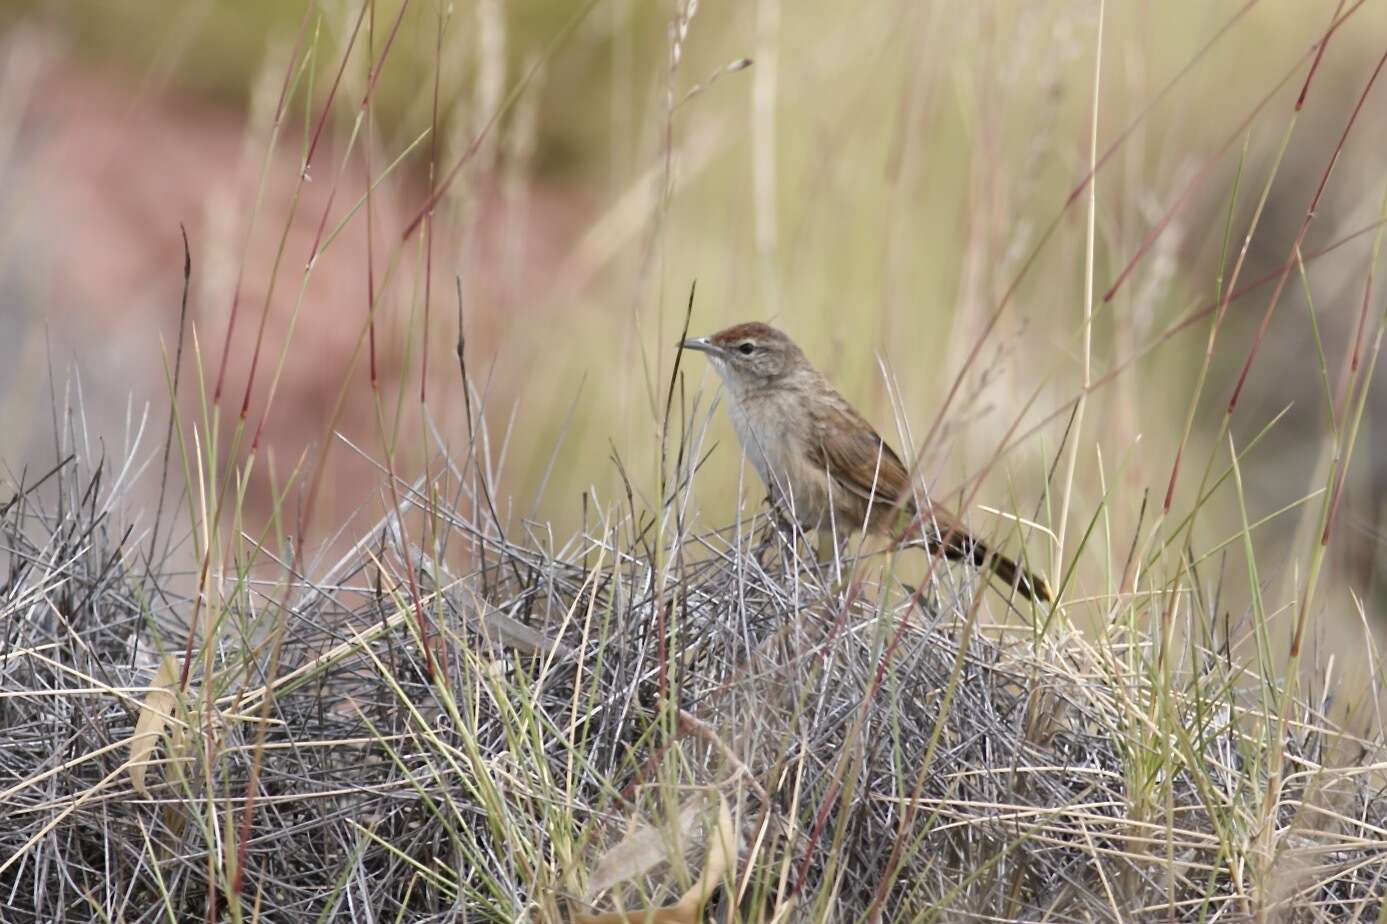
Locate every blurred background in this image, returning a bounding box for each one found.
[1,1,1385,666]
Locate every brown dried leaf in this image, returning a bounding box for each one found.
[128,656,179,795]
[575,792,737,924]
[588,797,704,896]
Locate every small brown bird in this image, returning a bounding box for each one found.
[680,322,1052,602]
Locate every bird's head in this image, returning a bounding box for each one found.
[679,322,803,391]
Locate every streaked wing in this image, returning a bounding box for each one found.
[805,396,912,509]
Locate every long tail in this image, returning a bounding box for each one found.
[928,528,1053,603]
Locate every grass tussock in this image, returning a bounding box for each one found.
[5,2,1387,922]
[1,393,1385,923]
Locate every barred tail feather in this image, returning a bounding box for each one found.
[986,550,1053,603]
[929,528,1053,603]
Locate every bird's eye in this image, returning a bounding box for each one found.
[737,342,756,355]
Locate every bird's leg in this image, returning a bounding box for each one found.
[753,496,796,571]
[775,502,832,576]
[814,525,852,585]
[814,529,834,565]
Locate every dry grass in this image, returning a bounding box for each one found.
[3,2,1387,922]
[1,385,1385,921]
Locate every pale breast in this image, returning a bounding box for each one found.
[724,386,831,529]
[724,390,781,487]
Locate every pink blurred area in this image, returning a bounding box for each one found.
[2,31,587,540]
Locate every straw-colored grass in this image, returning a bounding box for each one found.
[2,2,1387,921]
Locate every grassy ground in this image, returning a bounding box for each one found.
[2,365,1385,921]
[2,1,1387,920]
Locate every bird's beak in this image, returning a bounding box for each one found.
[678,336,719,356]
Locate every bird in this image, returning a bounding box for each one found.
[679,321,1053,602]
